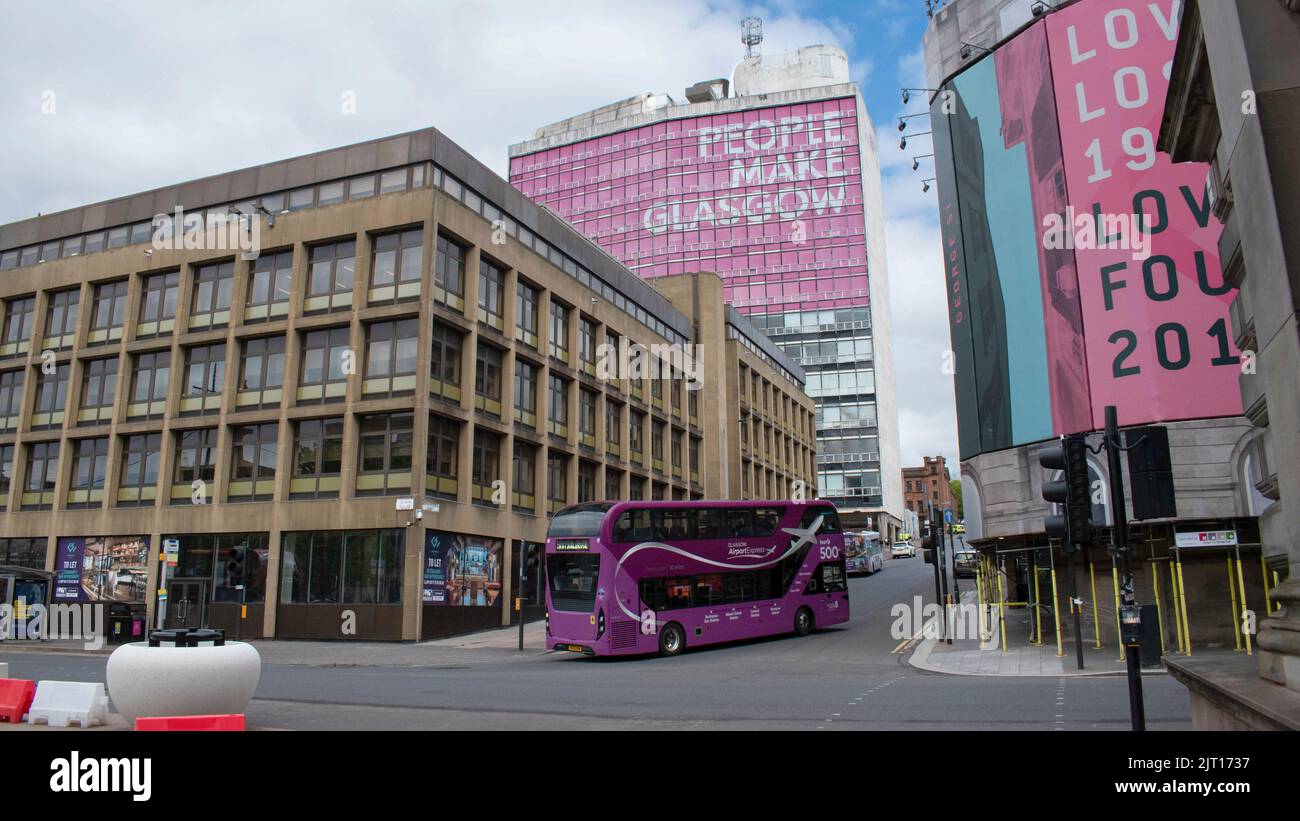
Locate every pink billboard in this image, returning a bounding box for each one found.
[1046,0,1241,428]
[510,97,869,313]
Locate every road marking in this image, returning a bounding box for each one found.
[892,613,942,654]
[1054,677,1067,730]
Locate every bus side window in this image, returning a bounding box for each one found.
[724,573,755,603]
[799,505,841,533]
[653,508,694,541]
[697,508,724,539]
[614,509,652,543]
[753,507,785,536]
[640,578,666,611]
[725,508,754,537]
[820,507,842,533]
[664,578,692,609]
[779,543,812,592]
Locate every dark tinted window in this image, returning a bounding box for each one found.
[754,507,783,535]
[693,574,723,607]
[547,553,600,612]
[697,508,724,539]
[798,504,841,533]
[547,504,612,538]
[805,561,848,594]
[653,508,693,540]
[613,508,652,543]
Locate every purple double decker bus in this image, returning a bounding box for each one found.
[544,500,850,657]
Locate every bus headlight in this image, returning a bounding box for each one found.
[596,608,605,640]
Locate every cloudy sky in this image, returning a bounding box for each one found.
[0,0,956,469]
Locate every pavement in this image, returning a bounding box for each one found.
[902,587,1189,677]
[0,558,1195,730]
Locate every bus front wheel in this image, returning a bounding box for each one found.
[794,607,814,637]
[659,623,686,657]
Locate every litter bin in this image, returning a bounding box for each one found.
[106,603,133,645]
[149,627,226,647]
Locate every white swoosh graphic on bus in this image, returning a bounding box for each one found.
[610,514,824,623]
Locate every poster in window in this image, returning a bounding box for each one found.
[81,536,151,603]
[424,532,503,606]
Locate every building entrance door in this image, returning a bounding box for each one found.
[165,580,208,629]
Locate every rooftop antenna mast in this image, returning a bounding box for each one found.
[741,16,763,59]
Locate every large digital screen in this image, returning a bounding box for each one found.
[510,97,870,313]
[933,0,1240,460]
[52,535,151,604]
[423,532,504,607]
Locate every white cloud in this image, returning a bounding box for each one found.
[875,46,958,469]
[0,0,959,475]
[0,0,848,223]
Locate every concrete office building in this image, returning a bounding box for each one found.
[1156,0,1300,729]
[508,35,905,544]
[922,0,1270,655]
[0,126,815,642]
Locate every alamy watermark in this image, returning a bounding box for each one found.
[151,206,261,260]
[0,602,106,650]
[890,596,991,642]
[1041,206,1151,260]
[595,338,704,390]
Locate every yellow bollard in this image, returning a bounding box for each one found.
[1032,566,1043,646]
[997,563,1007,656]
[1089,559,1101,649]
[1112,565,1123,661]
[978,557,987,644]
[1227,555,1242,651]
[1050,567,1063,658]
[1169,561,1185,655]
[1152,562,1166,654]
[1262,558,1273,616]
[1177,555,1191,655]
[1236,553,1253,656]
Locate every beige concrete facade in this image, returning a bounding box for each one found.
[0,127,814,641]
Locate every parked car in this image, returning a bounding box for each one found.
[864,540,885,573]
[891,541,915,559]
[954,550,978,578]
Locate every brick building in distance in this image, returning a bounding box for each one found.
[903,455,955,530]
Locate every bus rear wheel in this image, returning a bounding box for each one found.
[659,623,686,657]
[794,607,814,637]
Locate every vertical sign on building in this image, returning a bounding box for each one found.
[1045,0,1240,428]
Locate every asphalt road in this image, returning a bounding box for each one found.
[0,557,1192,730]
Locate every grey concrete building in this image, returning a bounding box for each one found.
[1157,0,1300,729]
[0,126,816,643]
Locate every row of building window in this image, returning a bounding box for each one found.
[738,361,816,442]
[0,306,716,426]
[2,160,690,351]
[0,411,707,514]
[0,166,427,274]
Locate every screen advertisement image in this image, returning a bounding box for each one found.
[52,535,151,604]
[423,531,503,607]
[932,0,1241,460]
[511,97,870,314]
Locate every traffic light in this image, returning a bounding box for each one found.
[226,546,246,588]
[1039,434,1092,551]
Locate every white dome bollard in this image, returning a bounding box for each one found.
[106,639,261,725]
